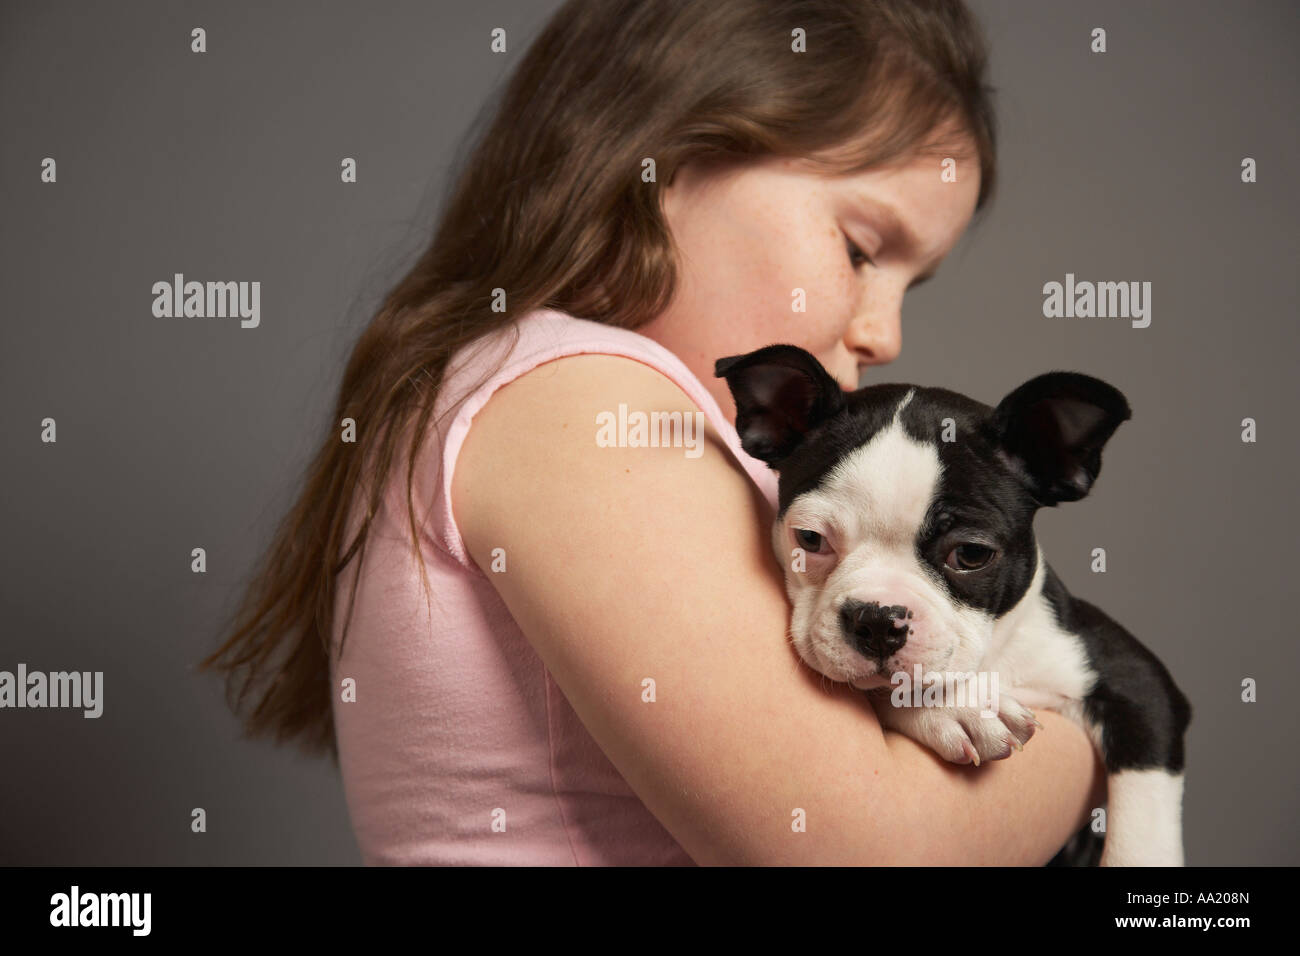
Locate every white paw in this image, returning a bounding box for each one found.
[869,689,1040,766]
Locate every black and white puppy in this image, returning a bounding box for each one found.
[716,345,1191,867]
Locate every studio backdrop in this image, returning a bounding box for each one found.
[0,0,1296,866]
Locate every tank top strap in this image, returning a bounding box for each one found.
[425,308,779,573]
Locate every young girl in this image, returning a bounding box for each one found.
[202,0,1105,865]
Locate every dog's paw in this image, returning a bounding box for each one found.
[869,690,1040,766]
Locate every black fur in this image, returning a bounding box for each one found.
[1039,563,1192,773]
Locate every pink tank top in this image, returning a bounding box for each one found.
[330,307,779,865]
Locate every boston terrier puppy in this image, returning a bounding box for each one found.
[715,345,1191,867]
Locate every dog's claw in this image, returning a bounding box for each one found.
[874,691,1037,770]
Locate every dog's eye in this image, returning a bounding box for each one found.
[795,528,823,552]
[945,543,996,571]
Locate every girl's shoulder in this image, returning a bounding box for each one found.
[437,309,719,428]
[433,310,777,572]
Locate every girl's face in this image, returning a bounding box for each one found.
[642,143,983,425]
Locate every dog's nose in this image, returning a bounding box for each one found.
[839,599,911,660]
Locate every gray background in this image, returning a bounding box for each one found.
[1,0,1295,865]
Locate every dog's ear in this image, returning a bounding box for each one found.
[987,371,1131,506]
[714,345,846,468]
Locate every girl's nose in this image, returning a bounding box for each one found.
[845,304,902,367]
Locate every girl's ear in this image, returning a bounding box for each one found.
[715,345,845,468]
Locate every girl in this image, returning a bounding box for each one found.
[202,0,1105,865]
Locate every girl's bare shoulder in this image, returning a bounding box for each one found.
[453,352,753,547]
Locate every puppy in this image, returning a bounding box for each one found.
[716,345,1191,866]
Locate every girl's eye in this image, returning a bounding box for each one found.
[795,528,823,552]
[845,235,874,269]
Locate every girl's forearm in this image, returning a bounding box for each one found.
[878,709,1106,865]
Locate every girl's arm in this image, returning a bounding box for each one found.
[454,353,1105,865]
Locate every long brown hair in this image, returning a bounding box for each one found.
[199,0,1000,760]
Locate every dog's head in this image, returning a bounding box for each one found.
[716,345,1131,688]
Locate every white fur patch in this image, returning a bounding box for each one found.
[806,390,935,553]
[1099,769,1186,866]
[990,547,1098,706]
